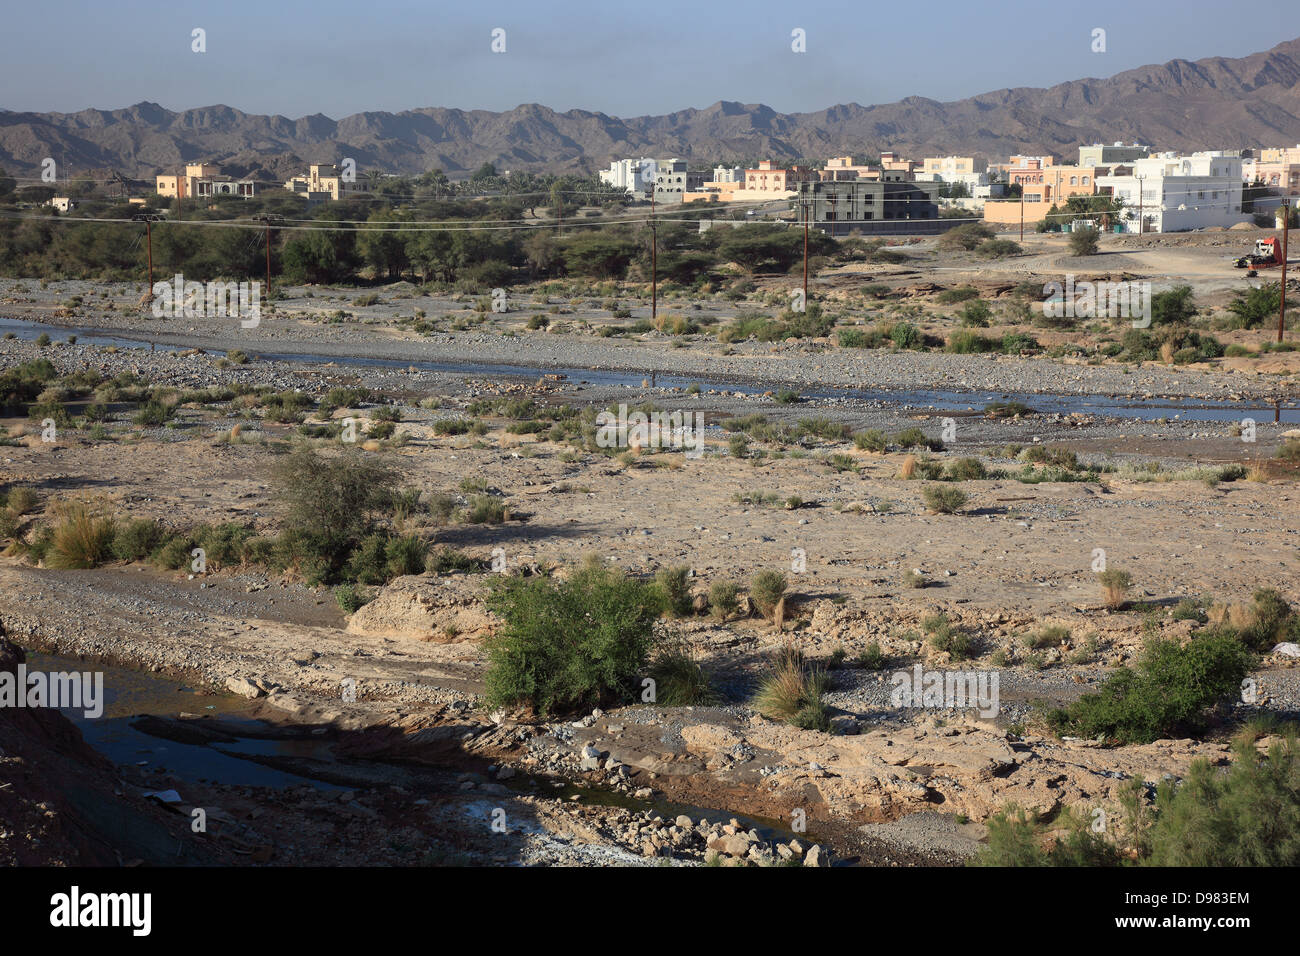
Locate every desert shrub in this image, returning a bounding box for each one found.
[335,583,371,614]
[482,561,661,715]
[45,502,116,569]
[133,399,174,426]
[1046,633,1253,743]
[927,614,976,660]
[938,286,979,304]
[5,486,37,516]
[1068,227,1099,256]
[798,417,852,441]
[1001,332,1039,354]
[750,569,788,620]
[892,427,940,451]
[648,641,716,706]
[709,580,740,620]
[945,457,987,481]
[652,565,695,618]
[922,484,968,514]
[270,446,400,581]
[1098,568,1132,609]
[856,642,887,669]
[946,329,997,354]
[890,322,921,350]
[957,299,993,327]
[1024,624,1070,650]
[463,494,507,524]
[976,239,1022,258]
[434,418,473,435]
[111,517,166,562]
[1226,282,1282,330]
[383,533,428,579]
[1145,733,1300,866]
[149,535,192,570]
[938,223,994,252]
[853,429,887,452]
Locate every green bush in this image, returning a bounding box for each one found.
[111,518,166,561]
[890,322,921,350]
[133,399,174,426]
[482,561,661,715]
[853,429,887,452]
[753,649,830,730]
[335,583,371,614]
[946,457,987,481]
[922,484,968,514]
[1046,633,1254,743]
[709,580,740,620]
[946,329,997,354]
[652,565,695,618]
[972,733,1300,867]
[1068,227,1099,256]
[750,569,788,619]
[270,446,401,581]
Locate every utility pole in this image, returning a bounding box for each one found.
[1019,188,1024,243]
[803,193,809,306]
[1279,200,1291,344]
[253,215,283,300]
[650,189,657,323]
[1137,175,1145,235]
[132,213,162,292]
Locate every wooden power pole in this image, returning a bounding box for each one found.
[1280,200,1291,344]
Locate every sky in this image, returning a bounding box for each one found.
[4,0,1300,119]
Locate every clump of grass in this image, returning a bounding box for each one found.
[45,502,116,569]
[753,648,830,732]
[856,642,888,670]
[1023,624,1070,650]
[709,580,740,621]
[648,641,716,706]
[925,612,976,660]
[853,429,887,452]
[750,569,788,622]
[904,569,927,589]
[652,565,695,618]
[1098,568,1132,609]
[462,495,507,524]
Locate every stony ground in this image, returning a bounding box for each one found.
[3,233,1300,866]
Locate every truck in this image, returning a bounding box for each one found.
[1234,236,1284,268]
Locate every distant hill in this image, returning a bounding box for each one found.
[3,38,1300,181]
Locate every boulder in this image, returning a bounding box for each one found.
[345,574,496,642]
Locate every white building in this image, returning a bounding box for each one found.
[599,158,657,195]
[711,165,744,183]
[1096,152,1249,233]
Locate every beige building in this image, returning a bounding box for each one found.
[284,163,371,201]
[156,163,255,199]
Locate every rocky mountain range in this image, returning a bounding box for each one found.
[3,37,1300,182]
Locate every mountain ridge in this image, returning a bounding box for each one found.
[3,37,1300,181]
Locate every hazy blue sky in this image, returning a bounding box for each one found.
[5,0,1300,118]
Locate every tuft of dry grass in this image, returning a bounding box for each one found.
[45,501,116,569]
[1097,568,1132,609]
